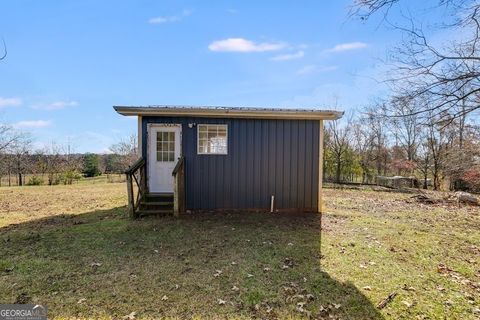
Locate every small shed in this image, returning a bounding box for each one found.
[114,105,343,217]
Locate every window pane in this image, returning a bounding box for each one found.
[197,124,228,154]
[217,128,227,137]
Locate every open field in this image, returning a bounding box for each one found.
[0,174,125,187]
[0,183,479,319]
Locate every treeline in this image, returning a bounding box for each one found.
[0,131,137,187]
[324,101,480,192]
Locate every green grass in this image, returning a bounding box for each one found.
[0,183,478,319]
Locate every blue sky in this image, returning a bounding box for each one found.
[0,0,437,153]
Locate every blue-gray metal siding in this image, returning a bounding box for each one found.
[142,116,319,211]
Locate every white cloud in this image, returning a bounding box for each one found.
[149,9,193,24]
[271,50,304,61]
[13,120,52,128]
[208,38,287,52]
[0,97,22,108]
[32,100,78,110]
[297,65,337,75]
[326,42,367,53]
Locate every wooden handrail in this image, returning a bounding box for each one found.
[125,157,146,218]
[172,156,185,176]
[172,156,185,216]
[125,157,145,175]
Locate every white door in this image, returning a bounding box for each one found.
[148,124,181,193]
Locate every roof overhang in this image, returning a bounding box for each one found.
[113,105,344,120]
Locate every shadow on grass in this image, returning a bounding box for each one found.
[0,208,383,319]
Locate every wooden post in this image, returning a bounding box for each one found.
[137,116,143,157]
[173,174,179,217]
[126,174,135,218]
[318,120,324,213]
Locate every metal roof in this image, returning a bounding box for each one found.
[113,105,344,120]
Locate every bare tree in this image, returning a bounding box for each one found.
[325,114,355,183]
[109,134,138,172]
[362,104,391,176]
[352,0,480,123]
[0,124,21,152]
[10,133,33,186]
[388,96,421,161]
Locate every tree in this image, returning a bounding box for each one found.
[83,153,101,177]
[0,124,21,152]
[108,134,138,172]
[351,0,480,123]
[425,115,448,190]
[388,96,421,162]
[325,115,355,183]
[9,133,33,186]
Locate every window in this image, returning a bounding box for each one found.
[197,124,228,155]
[156,131,175,162]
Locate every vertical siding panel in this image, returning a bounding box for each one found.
[253,120,262,208]
[247,120,254,208]
[306,121,314,209]
[275,120,283,208]
[223,120,231,208]
[302,121,311,209]
[241,120,248,208]
[298,120,306,209]
[283,121,291,208]
[311,121,319,210]
[229,120,236,208]
[291,121,299,209]
[268,121,276,207]
[261,121,269,208]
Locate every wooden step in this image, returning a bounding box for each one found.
[140,201,173,206]
[145,193,174,203]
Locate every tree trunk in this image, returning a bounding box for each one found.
[335,159,341,183]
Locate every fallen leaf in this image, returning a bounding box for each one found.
[154,250,159,253]
[333,303,341,309]
[263,267,271,272]
[122,312,137,320]
[218,299,226,305]
[231,261,237,265]
[402,284,416,291]
[288,242,294,246]
[161,295,168,301]
[246,273,254,278]
[231,285,239,292]
[90,262,102,267]
[402,300,413,308]
[359,264,367,269]
[213,270,222,277]
[77,298,86,304]
[363,286,372,291]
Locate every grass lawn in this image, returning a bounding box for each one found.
[0,183,478,319]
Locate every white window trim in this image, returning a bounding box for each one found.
[197,124,228,155]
